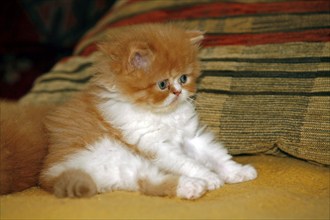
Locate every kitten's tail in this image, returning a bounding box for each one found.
[0,101,52,194]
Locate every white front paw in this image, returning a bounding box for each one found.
[225,164,257,184]
[199,172,224,190]
[177,176,207,200]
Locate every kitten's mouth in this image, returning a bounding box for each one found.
[172,95,180,102]
[165,95,184,108]
[147,96,182,113]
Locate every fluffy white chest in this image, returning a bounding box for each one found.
[99,99,198,146]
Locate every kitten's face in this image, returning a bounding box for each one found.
[97,24,203,112]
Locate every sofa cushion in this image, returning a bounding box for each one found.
[20,0,330,165]
[1,155,329,219]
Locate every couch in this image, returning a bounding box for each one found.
[1,0,329,219]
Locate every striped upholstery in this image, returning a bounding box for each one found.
[20,0,330,165]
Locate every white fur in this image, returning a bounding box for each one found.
[46,137,169,193]
[45,85,257,199]
[98,86,257,189]
[177,176,207,199]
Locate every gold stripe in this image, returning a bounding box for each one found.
[34,69,93,84]
[181,14,329,34]
[312,78,330,92]
[30,81,87,93]
[51,54,98,72]
[230,13,328,33]
[20,91,75,104]
[199,42,330,59]
[201,61,329,72]
[293,96,330,164]
[196,93,230,140]
[230,78,315,93]
[199,77,318,93]
[198,77,232,91]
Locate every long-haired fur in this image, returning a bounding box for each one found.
[0,101,51,194]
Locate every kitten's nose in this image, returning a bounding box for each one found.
[172,90,182,96]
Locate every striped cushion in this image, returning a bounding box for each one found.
[20,0,330,165]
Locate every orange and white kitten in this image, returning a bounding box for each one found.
[40,24,257,199]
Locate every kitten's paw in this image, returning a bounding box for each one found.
[53,169,97,198]
[200,172,224,190]
[177,176,207,200]
[224,164,257,184]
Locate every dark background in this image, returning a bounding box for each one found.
[0,0,115,100]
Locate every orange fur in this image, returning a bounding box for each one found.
[96,23,202,110]
[39,87,158,194]
[39,88,119,191]
[0,101,52,194]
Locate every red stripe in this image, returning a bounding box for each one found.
[127,0,145,4]
[80,44,98,56]
[78,29,330,56]
[108,0,329,28]
[80,0,329,43]
[202,29,330,47]
[79,0,330,46]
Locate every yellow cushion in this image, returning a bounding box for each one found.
[1,155,329,219]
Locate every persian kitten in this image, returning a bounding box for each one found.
[1,24,257,199]
[40,24,257,199]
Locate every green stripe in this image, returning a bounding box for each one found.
[38,75,93,84]
[50,63,93,74]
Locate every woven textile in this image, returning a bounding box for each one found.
[20,0,330,165]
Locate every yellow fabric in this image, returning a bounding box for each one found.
[1,155,329,219]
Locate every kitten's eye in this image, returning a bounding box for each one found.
[158,80,168,90]
[179,74,188,84]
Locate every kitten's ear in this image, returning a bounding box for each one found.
[186,30,205,45]
[128,42,154,71]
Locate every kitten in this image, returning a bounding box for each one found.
[38,23,257,199]
[0,101,51,194]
